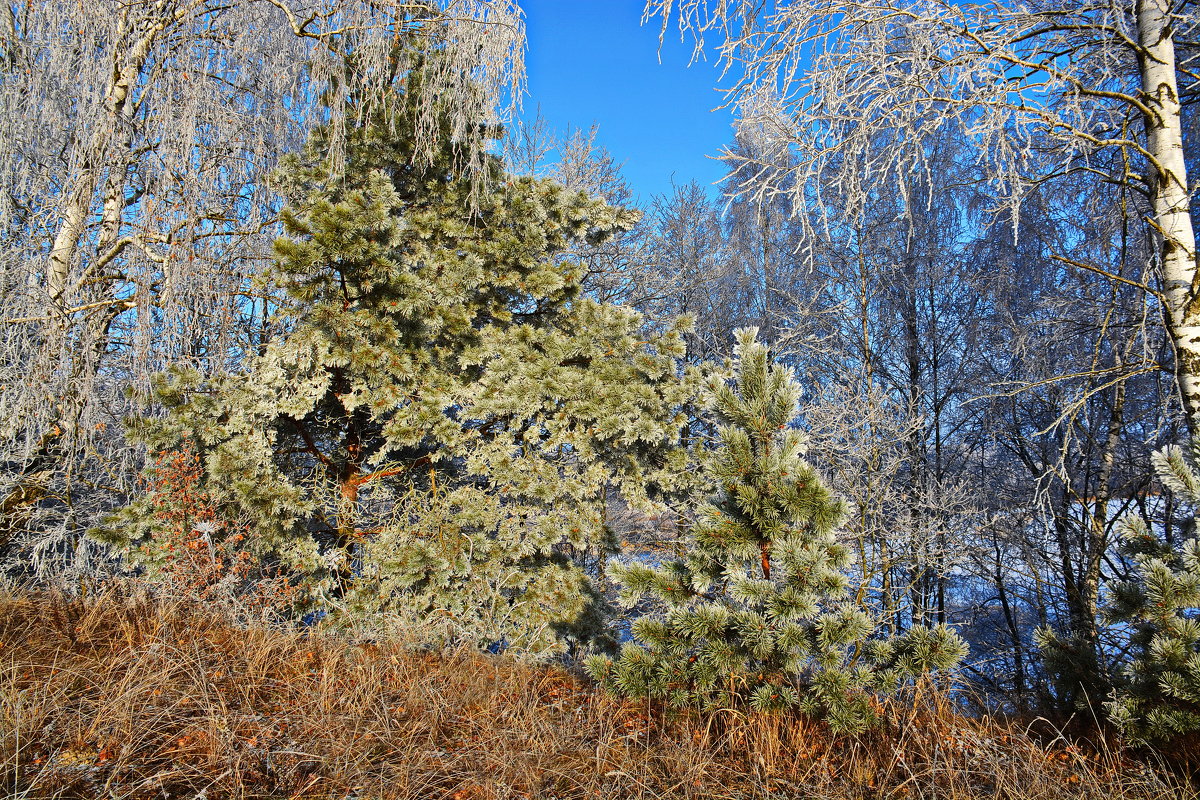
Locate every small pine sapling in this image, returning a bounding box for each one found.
[1106,436,1200,743]
[587,329,965,731]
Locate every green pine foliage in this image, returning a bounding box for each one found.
[93,52,706,657]
[586,329,965,731]
[1106,437,1200,743]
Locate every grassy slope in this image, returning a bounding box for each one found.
[0,589,1194,800]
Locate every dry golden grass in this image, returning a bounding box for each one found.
[0,588,1194,800]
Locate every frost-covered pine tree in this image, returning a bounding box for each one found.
[1106,438,1200,743]
[586,329,965,730]
[94,47,705,656]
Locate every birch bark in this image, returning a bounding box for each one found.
[1137,0,1200,431]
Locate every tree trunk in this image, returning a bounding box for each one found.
[1138,0,1200,433]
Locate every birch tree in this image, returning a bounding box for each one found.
[647,0,1199,431]
[646,181,734,359]
[0,0,524,575]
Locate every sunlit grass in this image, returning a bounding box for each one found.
[0,588,1193,799]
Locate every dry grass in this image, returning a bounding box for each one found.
[0,588,1194,800]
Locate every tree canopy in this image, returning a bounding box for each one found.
[94,51,706,655]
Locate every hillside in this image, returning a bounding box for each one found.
[1,590,1192,800]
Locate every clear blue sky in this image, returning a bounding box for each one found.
[519,0,735,203]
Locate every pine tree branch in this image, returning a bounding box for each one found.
[347,454,432,490]
[288,417,332,470]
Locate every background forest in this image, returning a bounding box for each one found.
[5,0,1200,783]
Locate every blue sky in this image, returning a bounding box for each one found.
[519,0,735,203]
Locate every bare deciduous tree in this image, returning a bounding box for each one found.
[646,0,1200,431]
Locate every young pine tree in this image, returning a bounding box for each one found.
[587,329,965,731]
[1106,437,1200,743]
[94,53,705,656]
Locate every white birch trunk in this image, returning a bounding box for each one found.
[46,4,178,307]
[1137,0,1200,431]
